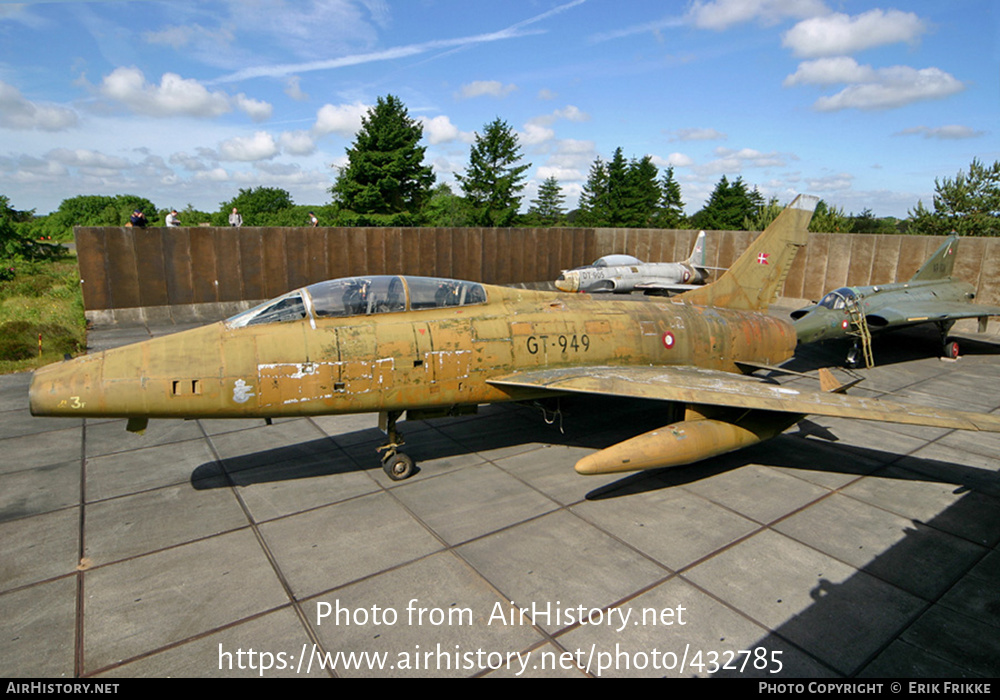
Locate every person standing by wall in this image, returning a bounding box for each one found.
[229,208,243,227]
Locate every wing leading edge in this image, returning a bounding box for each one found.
[867,301,1000,328]
[488,365,1000,433]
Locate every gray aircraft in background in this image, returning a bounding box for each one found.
[555,231,716,295]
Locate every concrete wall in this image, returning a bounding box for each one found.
[75,226,1000,325]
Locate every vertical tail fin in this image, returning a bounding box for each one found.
[910,234,959,281]
[676,194,818,311]
[685,230,707,268]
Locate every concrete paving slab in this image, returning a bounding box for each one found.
[456,511,668,634]
[558,576,835,678]
[226,453,381,523]
[82,529,289,675]
[0,426,82,474]
[682,463,832,524]
[258,492,445,599]
[773,492,986,600]
[900,605,1000,678]
[0,507,80,592]
[684,529,926,676]
[0,577,77,677]
[84,438,223,502]
[570,486,759,572]
[3,315,1000,678]
[392,463,559,545]
[83,483,248,565]
[306,552,544,678]
[0,460,80,523]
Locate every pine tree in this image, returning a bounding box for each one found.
[331,95,435,218]
[621,155,661,227]
[907,158,1000,236]
[653,167,685,228]
[456,118,531,227]
[527,176,566,226]
[577,157,610,226]
[692,176,759,230]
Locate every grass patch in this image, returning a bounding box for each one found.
[0,256,87,374]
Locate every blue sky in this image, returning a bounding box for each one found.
[0,0,996,218]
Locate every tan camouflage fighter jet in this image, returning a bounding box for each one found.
[30,195,1000,481]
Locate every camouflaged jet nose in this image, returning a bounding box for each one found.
[29,321,253,420]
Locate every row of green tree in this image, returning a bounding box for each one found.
[4,93,999,249]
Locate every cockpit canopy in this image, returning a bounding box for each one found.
[817,287,858,311]
[226,275,488,328]
[591,254,642,268]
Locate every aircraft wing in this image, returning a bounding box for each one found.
[868,301,1000,327]
[635,282,705,292]
[487,365,1000,432]
[633,282,702,292]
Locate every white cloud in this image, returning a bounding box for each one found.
[195,168,230,182]
[420,115,473,145]
[897,125,985,140]
[785,58,966,111]
[687,0,828,31]
[0,80,77,131]
[234,94,273,121]
[279,130,317,156]
[285,76,309,101]
[520,123,556,146]
[538,88,557,100]
[170,152,210,172]
[217,132,279,161]
[805,173,854,192]
[458,80,517,99]
[651,153,695,168]
[47,148,130,171]
[100,67,234,118]
[537,165,584,182]
[695,147,791,175]
[670,128,726,142]
[783,9,926,58]
[813,66,964,111]
[783,57,874,86]
[313,101,369,137]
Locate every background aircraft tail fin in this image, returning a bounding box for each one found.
[685,230,707,268]
[676,194,818,311]
[910,234,959,281]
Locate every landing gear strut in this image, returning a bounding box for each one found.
[937,321,959,360]
[846,342,861,369]
[377,410,415,480]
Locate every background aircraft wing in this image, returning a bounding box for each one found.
[868,301,1000,327]
[488,365,1000,432]
[633,282,702,292]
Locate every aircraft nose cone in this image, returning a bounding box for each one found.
[791,311,831,345]
[555,271,578,292]
[29,354,101,417]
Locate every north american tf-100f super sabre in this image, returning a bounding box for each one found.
[29,196,1000,480]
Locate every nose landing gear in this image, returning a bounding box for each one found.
[377,410,415,480]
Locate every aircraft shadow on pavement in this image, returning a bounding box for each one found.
[190,391,999,511]
[783,324,1000,373]
[190,394,677,489]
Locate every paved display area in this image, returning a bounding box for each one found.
[2,310,999,678]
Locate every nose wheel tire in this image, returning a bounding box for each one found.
[382,452,415,481]
[846,344,861,369]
